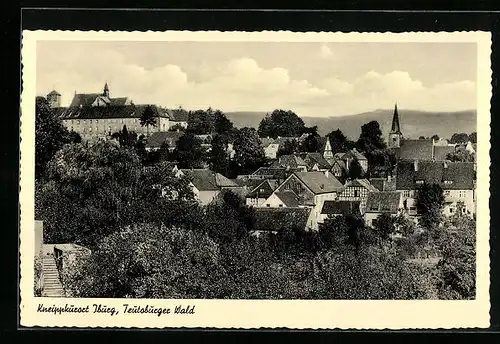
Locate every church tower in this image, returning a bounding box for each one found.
[103,82,110,98]
[388,103,403,148]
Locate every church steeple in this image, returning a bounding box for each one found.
[391,103,401,134]
[103,81,110,98]
[388,103,403,148]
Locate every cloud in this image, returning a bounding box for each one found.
[37,46,476,117]
[319,44,335,59]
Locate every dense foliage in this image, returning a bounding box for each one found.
[258,109,306,138]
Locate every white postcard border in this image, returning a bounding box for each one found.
[20,30,491,329]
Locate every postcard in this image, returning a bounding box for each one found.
[20,30,491,328]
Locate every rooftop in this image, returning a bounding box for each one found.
[294,171,344,194]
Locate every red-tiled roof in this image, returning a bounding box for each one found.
[180,169,238,191]
[398,139,434,161]
[61,104,169,120]
[146,131,184,149]
[274,190,301,207]
[253,207,311,232]
[365,191,402,213]
[294,171,344,194]
[321,200,361,216]
[395,160,475,190]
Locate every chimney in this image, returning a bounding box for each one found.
[387,174,392,182]
[443,161,448,169]
[414,160,419,171]
[324,170,329,178]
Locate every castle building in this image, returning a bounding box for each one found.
[57,83,171,140]
[388,103,403,149]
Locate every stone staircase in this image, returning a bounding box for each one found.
[41,255,65,297]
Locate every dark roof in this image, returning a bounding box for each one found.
[47,90,61,96]
[365,191,402,213]
[109,97,129,106]
[433,145,456,161]
[146,131,184,149]
[169,109,189,122]
[321,200,361,216]
[398,139,434,161]
[274,190,301,207]
[250,167,298,181]
[395,160,475,190]
[180,169,238,191]
[253,207,311,232]
[294,171,344,194]
[345,179,378,192]
[60,104,169,120]
[390,104,401,133]
[299,152,332,170]
[69,93,101,107]
[246,180,278,198]
[270,154,307,169]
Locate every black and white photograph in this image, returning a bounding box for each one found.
[20,30,491,329]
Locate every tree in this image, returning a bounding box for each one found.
[468,132,477,143]
[257,109,306,138]
[431,134,440,141]
[114,125,138,148]
[450,133,469,144]
[347,158,364,179]
[35,96,80,179]
[419,136,426,140]
[277,139,299,157]
[214,110,234,134]
[35,140,144,247]
[169,123,185,132]
[416,183,445,230]
[173,132,207,168]
[139,105,157,137]
[158,141,171,162]
[356,121,386,153]
[373,213,395,240]
[435,215,476,299]
[299,133,322,153]
[63,223,224,298]
[233,127,266,173]
[210,134,230,174]
[445,148,475,162]
[187,108,216,134]
[327,129,354,153]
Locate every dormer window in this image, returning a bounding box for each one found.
[415,180,424,185]
[444,180,453,185]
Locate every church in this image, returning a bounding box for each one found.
[50,83,171,140]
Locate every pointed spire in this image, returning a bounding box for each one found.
[390,103,401,133]
[103,81,110,97]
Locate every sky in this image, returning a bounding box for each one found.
[36,41,477,117]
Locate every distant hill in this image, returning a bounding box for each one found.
[226,109,477,140]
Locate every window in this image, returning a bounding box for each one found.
[90,120,92,124]
[354,190,359,197]
[89,127,92,132]
[77,120,80,124]
[260,189,265,193]
[450,208,454,213]
[459,191,466,198]
[415,180,424,185]
[403,190,411,198]
[445,190,450,196]
[266,204,270,207]
[279,204,283,207]
[444,180,453,185]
